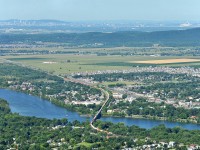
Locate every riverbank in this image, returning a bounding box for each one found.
[102,113,198,125]
[0,87,198,124]
[1,88,200,130]
[79,113,197,125]
[1,86,199,125]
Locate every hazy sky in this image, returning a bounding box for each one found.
[0,0,200,21]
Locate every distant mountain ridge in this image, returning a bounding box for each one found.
[0,28,200,47]
[1,19,198,32]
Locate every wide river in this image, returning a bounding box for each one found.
[1,89,200,130]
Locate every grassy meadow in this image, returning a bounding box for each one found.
[3,53,200,75]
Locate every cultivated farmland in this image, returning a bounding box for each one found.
[132,58,200,64]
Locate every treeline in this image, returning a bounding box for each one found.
[0,50,79,56]
[1,28,200,47]
[0,63,62,82]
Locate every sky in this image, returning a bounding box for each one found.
[0,0,200,21]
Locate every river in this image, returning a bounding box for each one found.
[1,89,200,130]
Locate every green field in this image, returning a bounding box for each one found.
[3,54,200,75]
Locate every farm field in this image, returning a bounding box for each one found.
[132,58,200,64]
[3,54,200,75]
[3,54,131,75]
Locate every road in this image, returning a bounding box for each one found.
[89,87,113,135]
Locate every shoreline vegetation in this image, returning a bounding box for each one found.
[1,97,200,149]
[81,113,197,125]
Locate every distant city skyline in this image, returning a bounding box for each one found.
[0,0,200,21]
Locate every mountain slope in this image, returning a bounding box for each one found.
[0,28,200,47]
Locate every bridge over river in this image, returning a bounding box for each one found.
[63,77,114,134]
[89,88,114,135]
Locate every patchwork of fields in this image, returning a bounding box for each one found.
[132,58,200,64]
[3,53,200,75]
